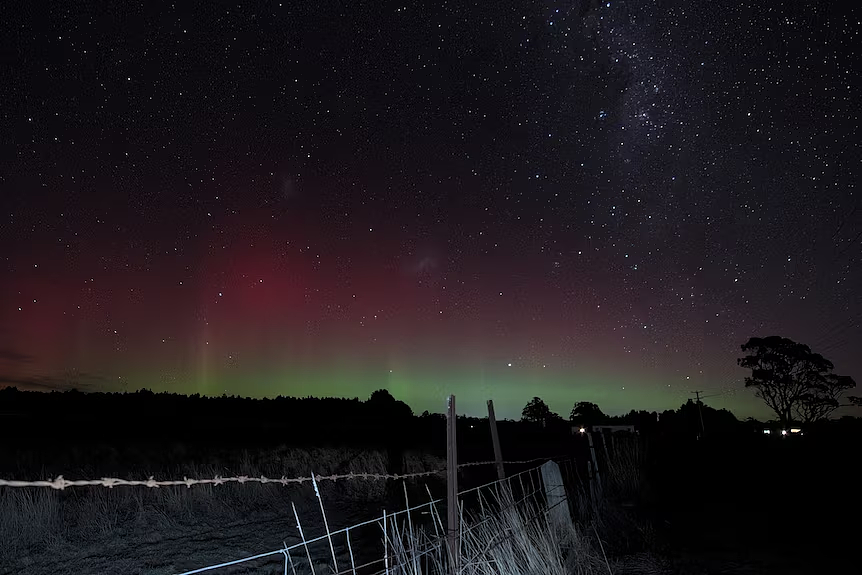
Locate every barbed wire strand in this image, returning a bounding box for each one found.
[0,456,564,491]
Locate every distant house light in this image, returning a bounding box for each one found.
[763,429,771,434]
[579,427,586,434]
[781,429,788,436]
[790,428,802,434]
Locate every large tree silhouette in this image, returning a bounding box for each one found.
[521,396,557,426]
[569,401,606,425]
[738,336,855,425]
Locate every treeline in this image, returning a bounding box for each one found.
[0,386,413,448]
[0,386,743,463]
[517,396,741,436]
[4,386,856,452]
[3,386,860,480]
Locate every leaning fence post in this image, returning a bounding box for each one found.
[587,429,602,492]
[446,394,459,574]
[540,460,571,533]
[600,429,611,464]
[487,399,506,481]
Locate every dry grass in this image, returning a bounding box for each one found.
[1,444,665,574]
[0,445,444,570]
[574,437,658,556]
[384,470,665,575]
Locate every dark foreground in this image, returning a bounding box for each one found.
[1,386,859,574]
[649,425,858,574]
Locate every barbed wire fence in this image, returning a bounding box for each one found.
[0,457,571,574]
[0,394,585,574]
[170,458,573,575]
[0,457,573,573]
[0,457,554,491]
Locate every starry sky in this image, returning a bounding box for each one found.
[1,1,859,420]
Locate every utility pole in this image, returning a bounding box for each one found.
[692,390,705,439]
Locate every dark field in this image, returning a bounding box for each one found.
[1,389,858,574]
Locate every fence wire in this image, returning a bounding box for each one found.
[0,451,572,575]
[174,460,566,575]
[0,456,560,490]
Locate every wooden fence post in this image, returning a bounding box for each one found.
[486,399,505,481]
[540,460,571,532]
[600,429,611,463]
[587,429,602,492]
[446,394,459,574]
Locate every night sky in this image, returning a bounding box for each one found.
[1,1,859,420]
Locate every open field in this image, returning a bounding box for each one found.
[0,446,445,574]
[1,449,666,575]
[1,400,858,574]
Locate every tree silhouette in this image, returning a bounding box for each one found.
[366,389,413,483]
[569,401,606,425]
[796,374,856,423]
[521,396,554,426]
[738,336,855,425]
[849,396,862,406]
[367,389,413,420]
[368,388,396,404]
